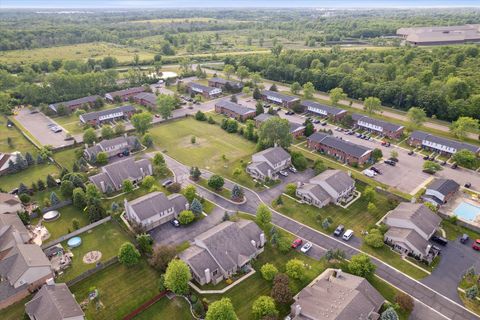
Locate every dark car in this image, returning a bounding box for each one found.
[384,160,396,166]
[452,163,458,169]
[431,235,448,246]
[423,155,429,160]
[408,150,414,155]
[162,179,173,187]
[333,225,345,237]
[370,167,381,174]
[313,119,320,124]
[460,234,469,244]
[465,183,472,188]
[388,157,399,162]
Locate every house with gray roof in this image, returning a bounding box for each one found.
[296,170,356,208]
[290,268,384,320]
[88,157,152,193]
[301,100,347,122]
[49,95,102,113]
[307,132,372,165]
[105,86,146,102]
[246,147,291,181]
[186,82,222,99]
[208,77,243,91]
[384,203,442,261]
[124,191,188,231]
[215,100,256,121]
[79,105,136,126]
[423,178,460,206]
[351,114,404,139]
[408,131,480,156]
[25,281,84,320]
[0,213,31,248]
[133,92,158,109]
[261,90,300,108]
[0,193,23,215]
[83,135,139,162]
[179,220,265,285]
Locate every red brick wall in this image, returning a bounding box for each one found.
[307,140,371,165]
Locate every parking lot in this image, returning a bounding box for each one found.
[14,108,75,149]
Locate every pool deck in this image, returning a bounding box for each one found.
[441,191,480,227]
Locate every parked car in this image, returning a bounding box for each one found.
[333,225,345,237]
[388,157,399,162]
[279,170,288,177]
[363,169,376,177]
[384,160,396,166]
[162,179,173,187]
[300,242,313,253]
[423,155,430,160]
[431,235,448,246]
[452,163,458,169]
[342,229,354,241]
[321,121,328,126]
[170,219,180,227]
[289,166,297,173]
[155,114,160,118]
[472,239,480,251]
[408,150,414,155]
[464,183,472,188]
[370,167,381,174]
[441,161,447,166]
[286,111,294,115]
[460,234,469,244]
[356,133,362,138]
[291,238,303,249]
[313,119,320,124]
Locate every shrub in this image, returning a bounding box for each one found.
[72,218,80,230]
[260,263,278,281]
[285,258,305,280]
[395,292,414,313]
[167,182,182,193]
[208,175,224,190]
[178,210,195,225]
[285,183,297,197]
[252,296,278,320]
[364,229,384,248]
[118,242,141,266]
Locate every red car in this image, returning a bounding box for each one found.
[473,239,480,251]
[291,238,303,249]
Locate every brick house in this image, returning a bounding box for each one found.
[208,77,243,91]
[408,131,480,156]
[79,105,136,126]
[351,114,404,139]
[214,100,256,121]
[422,178,460,206]
[133,92,158,109]
[307,132,372,165]
[48,95,102,113]
[260,90,300,108]
[186,82,222,99]
[301,100,347,122]
[105,86,146,102]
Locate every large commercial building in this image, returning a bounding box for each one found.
[397,24,480,46]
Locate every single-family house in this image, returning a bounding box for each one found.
[208,77,243,91]
[351,114,404,139]
[246,147,291,181]
[124,191,188,231]
[214,100,256,121]
[48,95,102,113]
[0,213,52,309]
[105,86,146,102]
[296,170,355,208]
[179,220,265,285]
[0,193,23,215]
[83,135,139,162]
[290,268,384,320]
[422,178,460,206]
[186,82,222,99]
[301,100,347,122]
[0,152,22,176]
[88,158,152,193]
[133,92,158,109]
[408,131,480,156]
[25,281,85,320]
[260,90,300,108]
[307,132,372,165]
[384,203,442,261]
[79,105,136,126]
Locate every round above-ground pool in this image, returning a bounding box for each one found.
[67,236,82,248]
[43,210,60,222]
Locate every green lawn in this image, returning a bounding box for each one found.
[57,220,132,282]
[459,273,480,316]
[134,297,192,320]
[53,147,81,171]
[71,259,160,320]
[149,117,257,188]
[0,117,37,154]
[197,177,233,199]
[37,205,90,241]
[369,276,410,320]
[0,298,29,320]
[0,163,61,192]
[441,220,480,241]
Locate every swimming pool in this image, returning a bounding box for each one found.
[454,202,480,221]
[67,236,82,248]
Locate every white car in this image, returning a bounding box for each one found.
[300,242,312,253]
[279,170,288,177]
[342,229,354,241]
[363,169,376,177]
[289,166,297,173]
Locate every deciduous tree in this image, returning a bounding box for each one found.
[164,259,191,294]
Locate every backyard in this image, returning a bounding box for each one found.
[0,117,37,154]
[149,117,257,188]
[134,296,193,320]
[0,163,61,192]
[57,220,132,282]
[52,147,81,171]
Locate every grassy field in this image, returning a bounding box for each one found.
[149,117,257,188]
[52,147,81,171]
[441,220,480,241]
[197,177,233,199]
[134,297,193,320]
[0,163,61,192]
[57,220,132,282]
[0,42,155,64]
[0,297,29,320]
[0,117,37,154]
[35,205,90,241]
[71,259,160,320]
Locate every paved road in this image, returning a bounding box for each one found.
[161,153,480,320]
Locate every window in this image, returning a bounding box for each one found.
[213,269,218,276]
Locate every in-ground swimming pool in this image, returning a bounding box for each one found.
[453,202,480,221]
[67,236,82,248]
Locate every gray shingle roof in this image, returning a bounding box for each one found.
[261,90,300,103]
[301,100,346,116]
[25,283,84,320]
[0,213,29,244]
[127,192,187,220]
[312,170,355,194]
[427,178,460,196]
[187,82,219,93]
[308,132,372,158]
[51,95,101,109]
[254,113,275,123]
[410,131,480,153]
[209,77,243,88]
[385,227,430,256]
[80,105,136,122]
[89,157,151,190]
[299,184,331,203]
[352,114,403,132]
[179,246,220,278]
[215,100,255,115]
[385,203,441,238]
[289,122,305,134]
[106,86,145,98]
[133,92,157,105]
[254,147,291,166]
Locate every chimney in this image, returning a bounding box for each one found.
[347,170,351,177]
[124,133,128,138]
[100,181,105,193]
[46,278,55,286]
[148,164,153,175]
[295,304,302,316]
[259,233,266,247]
[204,268,211,284]
[84,143,88,149]
[251,239,256,248]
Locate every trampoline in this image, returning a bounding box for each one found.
[67,236,82,248]
[43,210,60,222]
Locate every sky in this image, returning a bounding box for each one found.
[2,0,480,9]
